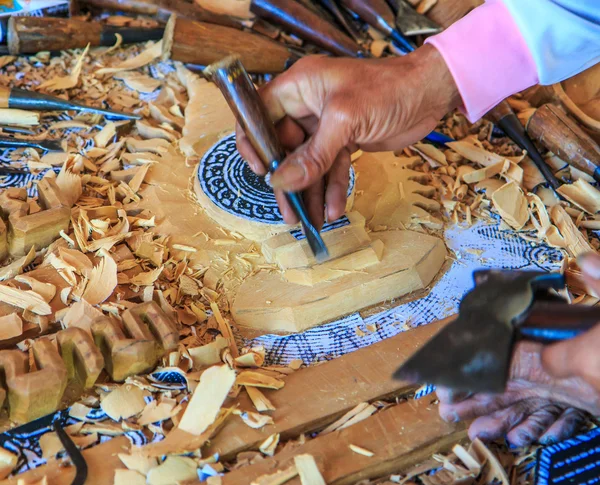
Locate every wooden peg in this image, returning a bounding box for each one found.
[8,207,70,257]
[57,327,104,389]
[37,177,70,210]
[92,316,158,382]
[0,350,27,410]
[3,339,67,423]
[527,104,600,182]
[121,302,179,353]
[0,188,28,218]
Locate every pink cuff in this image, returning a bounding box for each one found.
[425,0,538,122]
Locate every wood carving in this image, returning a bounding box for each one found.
[193,133,356,241]
[56,327,104,389]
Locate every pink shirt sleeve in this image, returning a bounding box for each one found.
[424,0,538,122]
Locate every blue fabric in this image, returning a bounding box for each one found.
[501,0,600,85]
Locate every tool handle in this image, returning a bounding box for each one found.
[166,16,296,74]
[340,0,396,33]
[7,17,103,54]
[519,301,600,343]
[205,56,285,169]
[527,104,600,183]
[318,0,363,42]
[487,101,561,190]
[251,0,365,58]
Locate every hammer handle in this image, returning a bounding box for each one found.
[519,301,600,343]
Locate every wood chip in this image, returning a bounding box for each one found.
[491,182,529,230]
[447,141,508,167]
[0,246,36,281]
[96,40,162,75]
[39,44,89,91]
[235,349,265,368]
[118,452,158,475]
[452,444,481,473]
[146,456,197,485]
[114,72,161,93]
[0,446,16,480]
[0,313,22,340]
[234,409,274,429]
[293,454,325,485]
[349,444,375,457]
[210,301,239,357]
[0,109,39,126]
[100,384,147,421]
[178,364,236,436]
[551,204,595,258]
[259,433,280,456]
[138,398,176,426]
[236,371,284,390]
[319,402,376,435]
[94,122,117,149]
[188,336,229,369]
[251,465,298,485]
[462,160,509,184]
[81,249,118,304]
[245,386,276,412]
[557,179,600,214]
[129,266,163,286]
[0,284,51,315]
[412,143,447,167]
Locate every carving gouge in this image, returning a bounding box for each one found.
[0,16,163,55]
[204,56,329,262]
[0,86,140,121]
[339,0,416,53]
[0,135,63,152]
[394,270,600,394]
[250,0,368,58]
[486,100,561,190]
[386,0,442,36]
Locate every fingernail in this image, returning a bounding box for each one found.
[443,411,459,423]
[577,253,600,279]
[270,161,306,189]
[540,436,557,446]
[517,431,532,445]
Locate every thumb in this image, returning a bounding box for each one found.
[270,102,353,192]
[542,324,600,390]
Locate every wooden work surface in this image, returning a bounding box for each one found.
[4,319,451,484]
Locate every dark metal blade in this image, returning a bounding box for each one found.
[394,0,442,36]
[393,312,514,394]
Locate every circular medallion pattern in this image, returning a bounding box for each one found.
[198,133,355,225]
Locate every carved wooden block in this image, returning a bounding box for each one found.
[0,350,27,410]
[0,218,8,262]
[57,327,104,389]
[37,177,70,210]
[92,316,159,382]
[121,301,179,353]
[8,207,70,257]
[2,339,67,423]
[261,212,371,270]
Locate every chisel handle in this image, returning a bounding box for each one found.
[527,104,600,183]
[518,301,600,343]
[5,17,163,55]
[251,0,366,58]
[166,16,298,74]
[487,100,561,190]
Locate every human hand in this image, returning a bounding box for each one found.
[236,44,461,227]
[542,253,600,392]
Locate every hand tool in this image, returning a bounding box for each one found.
[78,0,241,29]
[393,270,600,393]
[317,0,364,42]
[165,16,301,74]
[250,0,367,58]
[53,420,88,485]
[0,16,163,55]
[386,0,442,36]
[204,56,330,261]
[527,103,600,184]
[0,135,63,152]
[339,0,416,53]
[0,86,139,121]
[486,100,561,190]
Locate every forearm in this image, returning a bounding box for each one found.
[425,0,600,122]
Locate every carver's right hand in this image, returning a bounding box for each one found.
[236,44,461,227]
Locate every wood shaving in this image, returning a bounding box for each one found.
[81,249,118,305]
[0,246,36,281]
[0,109,39,126]
[0,284,51,315]
[146,456,197,485]
[114,72,161,93]
[236,371,284,390]
[100,384,147,421]
[96,40,162,75]
[118,452,158,475]
[294,454,326,485]
[39,44,90,91]
[245,386,276,412]
[114,469,147,485]
[251,465,298,485]
[259,433,280,457]
[491,182,530,230]
[0,313,23,341]
[349,444,375,457]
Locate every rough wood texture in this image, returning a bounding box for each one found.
[205,319,450,460]
[7,17,103,55]
[0,220,7,263]
[232,229,446,333]
[262,212,370,269]
[57,327,104,389]
[222,399,467,485]
[37,178,70,210]
[426,0,483,28]
[527,104,600,180]
[165,16,294,74]
[122,301,179,353]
